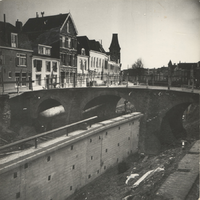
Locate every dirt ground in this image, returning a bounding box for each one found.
[67,117,199,200]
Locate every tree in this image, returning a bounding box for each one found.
[132,58,144,69]
[131,58,144,77]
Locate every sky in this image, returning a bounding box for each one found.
[0,0,199,69]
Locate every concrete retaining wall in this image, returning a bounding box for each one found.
[0,112,142,200]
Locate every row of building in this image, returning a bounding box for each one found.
[0,12,121,93]
[122,60,200,87]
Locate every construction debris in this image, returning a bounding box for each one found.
[132,167,164,189]
[122,194,133,200]
[125,173,139,184]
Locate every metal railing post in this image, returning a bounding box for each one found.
[35,138,38,148]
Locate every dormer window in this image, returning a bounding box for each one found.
[38,44,51,56]
[11,33,18,47]
[81,48,85,55]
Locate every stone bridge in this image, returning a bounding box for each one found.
[9,87,199,154]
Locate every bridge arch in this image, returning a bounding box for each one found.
[159,102,191,144]
[82,95,121,121]
[34,97,66,132]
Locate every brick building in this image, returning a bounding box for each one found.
[23,12,78,88]
[0,16,33,94]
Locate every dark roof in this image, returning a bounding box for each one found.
[77,36,106,54]
[109,34,121,50]
[177,63,198,70]
[23,13,69,33]
[0,22,17,46]
[0,21,32,49]
[89,39,106,53]
[77,36,90,56]
[35,27,60,45]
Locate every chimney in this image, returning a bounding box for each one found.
[41,12,44,17]
[99,39,102,45]
[16,19,23,32]
[36,12,39,18]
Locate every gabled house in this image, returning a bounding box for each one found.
[23,12,78,88]
[0,16,33,93]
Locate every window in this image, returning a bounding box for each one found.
[84,60,86,70]
[16,192,20,199]
[47,156,51,162]
[38,45,51,56]
[80,59,86,71]
[105,61,108,69]
[80,59,83,70]
[14,172,17,178]
[65,37,68,48]
[38,46,43,54]
[46,61,51,72]
[96,58,98,68]
[52,62,57,72]
[46,48,51,56]
[34,60,42,72]
[72,39,77,49]
[24,163,28,169]
[67,21,70,33]
[69,55,74,66]
[36,74,41,85]
[8,71,12,78]
[61,36,65,48]
[11,33,18,47]
[68,38,71,48]
[61,53,66,65]
[16,53,26,66]
[91,57,93,68]
[0,51,5,65]
[81,48,85,55]
[22,73,27,86]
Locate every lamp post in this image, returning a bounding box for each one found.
[127,72,129,87]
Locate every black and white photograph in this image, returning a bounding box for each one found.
[0,0,199,199]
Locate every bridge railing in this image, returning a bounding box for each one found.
[0,116,97,152]
[1,73,199,95]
